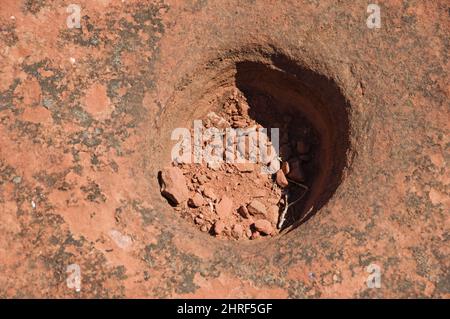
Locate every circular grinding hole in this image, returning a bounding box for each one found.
[157,51,351,241]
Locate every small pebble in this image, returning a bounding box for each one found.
[253,219,274,235]
[276,169,289,188]
[188,193,206,208]
[251,231,261,240]
[203,187,217,200]
[213,220,225,235]
[231,224,243,239]
[238,205,250,218]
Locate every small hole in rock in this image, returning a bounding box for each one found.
[157,53,350,241]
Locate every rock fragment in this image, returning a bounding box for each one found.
[253,219,274,235]
[216,195,233,218]
[194,216,204,225]
[253,189,267,198]
[159,167,189,205]
[237,101,249,116]
[231,119,247,128]
[231,224,243,239]
[203,187,217,200]
[238,205,250,218]
[235,163,255,172]
[213,220,225,235]
[267,205,280,225]
[251,231,260,240]
[275,169,289,188]
[188,193,206,208]
[247,200,267,218]
[197,175,208,185]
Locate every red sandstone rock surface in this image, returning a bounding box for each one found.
[0,0,448,299]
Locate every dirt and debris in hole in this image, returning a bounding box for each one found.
[159,89,318,240]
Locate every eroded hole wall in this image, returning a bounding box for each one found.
[155,53,350,240]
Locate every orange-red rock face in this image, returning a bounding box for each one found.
[0,0,448,298]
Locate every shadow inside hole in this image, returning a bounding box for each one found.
[235,59,350,231]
